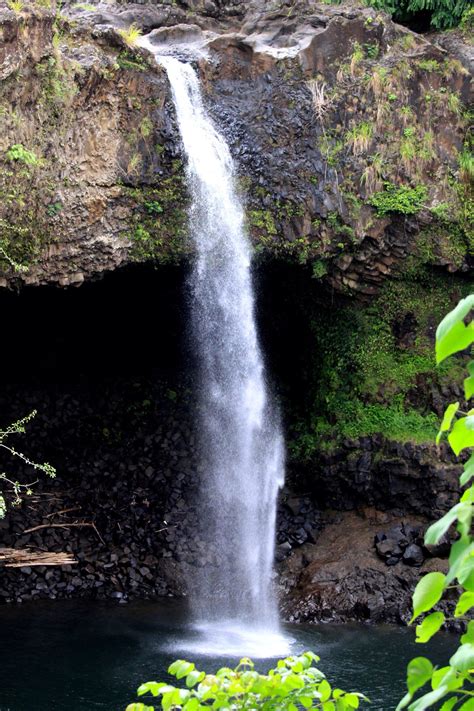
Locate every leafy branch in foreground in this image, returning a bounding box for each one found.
[0,410,56,518]
[397,294,474,711]
[126,653,368,711]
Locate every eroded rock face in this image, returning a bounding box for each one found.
[0,0,471,290]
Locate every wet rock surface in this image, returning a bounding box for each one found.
[279,510,453,625]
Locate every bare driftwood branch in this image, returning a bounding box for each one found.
[45,506,81,518]
[22,522,105,545]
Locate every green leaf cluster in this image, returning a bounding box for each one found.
[398,293,474,710]
[127,654,368,711]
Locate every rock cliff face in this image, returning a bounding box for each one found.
[0,0,471,290]
[0,0,473,623]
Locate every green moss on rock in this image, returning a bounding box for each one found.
[289,270,474,461]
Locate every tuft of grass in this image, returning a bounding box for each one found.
[346,122,373,155]
[118,23,142,48]
[307,80,332,123]
[6,144,40,166]
[140,117,153,139]
[7,0,23,12]
[416,58,440,73]
[459,149,474,184]
[73,3,97,10]
[350,41,364,77]
[361,153,384,195]
[126,152,142,176]
[369,67,388,99]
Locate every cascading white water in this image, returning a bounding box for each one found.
[142,44,287,652]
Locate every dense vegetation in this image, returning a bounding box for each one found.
[365,0,472,29]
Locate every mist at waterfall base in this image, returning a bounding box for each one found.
[139,43,287,656]
[0,600,458,711]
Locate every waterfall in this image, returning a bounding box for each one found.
[142,46,286,652]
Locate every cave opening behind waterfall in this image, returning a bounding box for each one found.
[0,260,326,603]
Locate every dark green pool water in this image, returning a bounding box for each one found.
[0,600,457,711]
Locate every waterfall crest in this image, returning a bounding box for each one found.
[143,47,286,650]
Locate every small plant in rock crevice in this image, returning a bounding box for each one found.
[118,23,143,48]
[6,144,40,166]
[346,122,373,156]
[7,0,23,13]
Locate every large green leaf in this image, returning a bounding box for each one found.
[436,295,474,364]
[415,612,445,643]
[461,620,474,644]
[458,699,474,711]
[461,453,474,487]
[409,684,449,710]
[407,657,434,695]
[465,361,474,400]
[450,643,474,672]
[447,539,474,585]
[411,573,446,622]
[455,591,474,617]
[437,402,460,444]
[425,504,466,545]
[448,416,474,456]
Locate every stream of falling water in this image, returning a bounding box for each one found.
[141,45,288,655]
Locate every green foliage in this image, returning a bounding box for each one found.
[0,411,56,518]
[6,144,39,166]
[144,200,164,215]
[249,209,277,236]
[312,259,328,280]
[364,0,470,29]
[289,276,471,460]
[127,653,368,711]
[368,182,427,217]
[397,294,474,710]
[72,3,97,10]
[124,175,189,264]
[117,52,148,72]
[460,6,474,31]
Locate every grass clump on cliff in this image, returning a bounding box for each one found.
[118,23,142,48]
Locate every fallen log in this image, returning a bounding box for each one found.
[0,547,77,567]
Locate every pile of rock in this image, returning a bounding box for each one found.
[374,522,450,567]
